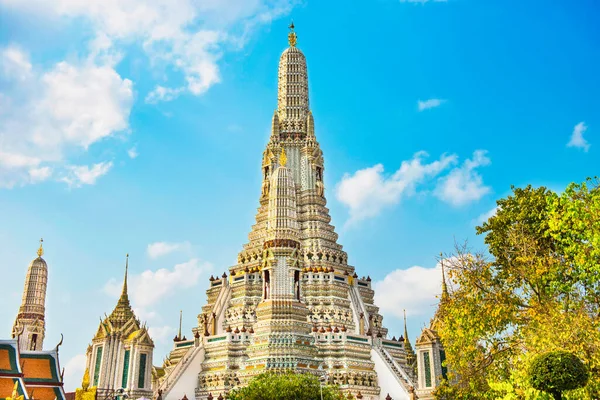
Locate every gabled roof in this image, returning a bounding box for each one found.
[0,340,28,400]
[92,256,153,347]
[0,341,21,375]
[21,347,66,400]
[0,340,66,400]
[416,328,441,345]
[20,349,61,383]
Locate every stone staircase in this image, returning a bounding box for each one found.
[375,346,415,394]
[157,343,203,397]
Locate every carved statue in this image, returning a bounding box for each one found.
[316,180,324,197]
[261,179,270,197]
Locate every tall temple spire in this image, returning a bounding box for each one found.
[440,253,449,302]
[13,238,49,351]
[403,309,411,350]
[108,254,135,327]
[277,24,309,123]
[178,310,183,340]
[121,253,129,299]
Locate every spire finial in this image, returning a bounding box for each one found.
[279,147,287,167]
[37,238,44,257]
[288,21,297,47]
[121,254,129,298]
[440,252,449,301]
[403,309,409,339]
[178,310,183,341]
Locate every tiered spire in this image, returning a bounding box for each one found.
[440,253,449,302]
[13,238,48,351]
[107,254,135,327]
[277,23,309,123]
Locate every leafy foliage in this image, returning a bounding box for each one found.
[434,178,600,400]
[227,371,341,400]
[529,351,589,400]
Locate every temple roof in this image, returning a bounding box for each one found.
[107,254,135,328]
[0,340,66,400]
[93,256,154,346]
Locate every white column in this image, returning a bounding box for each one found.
[127,344,136,391]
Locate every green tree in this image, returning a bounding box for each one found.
[227,371,340,400]
[529,351,589,400]
[434,180,600,400]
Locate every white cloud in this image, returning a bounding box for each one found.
[0,0,296,188]
[104,258,212,307]
[149,325,175,343]
[36,62,133,150]
[1,46,32,80]
[435,150,491,206]
[145,85,185,104]
[336,151,457,224]
[374,262,444,320]
[127,146,139,159]
[475,205,499,225]
[147,241,191,259]
[62,353,87,392]
[417,98,446,111]
[28,166,52,183]
[61,161,113,188]
[567,121,590,152]
[2,0,297,103]
[0,51,133,188]
[133,307,158,322]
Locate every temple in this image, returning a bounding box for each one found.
[1,240,67,400]
[12,239,47,352]
[152,25,419,400]
[82,255,154,400]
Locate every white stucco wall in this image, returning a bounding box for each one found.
[371,349,410,400]
[164,347,205,400]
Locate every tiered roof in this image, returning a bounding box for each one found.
[93,256,153,346]
[0,340,66,400]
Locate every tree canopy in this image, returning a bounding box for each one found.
[227,371,341,400]
[529,351,589,400]
[434,178,600,400]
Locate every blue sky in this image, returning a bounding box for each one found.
[1,0,598,391]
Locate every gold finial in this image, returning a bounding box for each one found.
[279,147,287,167]
[288,21,297,47]
[37,238,44,257]
[82,368,90,391]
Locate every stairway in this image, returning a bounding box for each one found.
[348,284,370,333]
[158,344,204,397]
[210,280,231,335]
[375,346,415,393]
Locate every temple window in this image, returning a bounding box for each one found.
[93,346,103,386]
[122,349,130,388]
[138,353,147,388]
[423,351,432,387]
